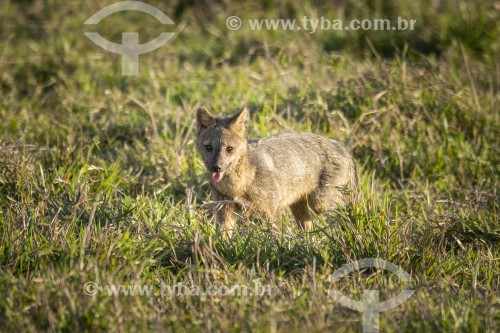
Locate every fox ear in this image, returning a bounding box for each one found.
[197,108,216,130]
[229,108,248,135]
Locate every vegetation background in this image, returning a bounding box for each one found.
[0,0,498,331]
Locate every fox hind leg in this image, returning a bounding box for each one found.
[272,209,283,234]
[290,198,313,232]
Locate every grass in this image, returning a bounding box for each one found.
[0,0,498,331]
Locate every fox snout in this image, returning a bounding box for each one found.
[211,165,222,172]
[208,154,226,182]
[209,155,227,182]
[209,150,226,172]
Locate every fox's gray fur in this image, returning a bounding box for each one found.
[196,107,357,236]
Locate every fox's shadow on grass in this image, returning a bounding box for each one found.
[151,204,370,276]
[152,226,334,276]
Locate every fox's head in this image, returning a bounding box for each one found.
[195,108,248,183]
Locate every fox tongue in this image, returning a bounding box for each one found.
[212,171,223,182]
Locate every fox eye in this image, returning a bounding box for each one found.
[226,147,233,153]
[205,145,213,152]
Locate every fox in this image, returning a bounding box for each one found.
[196,107,358,236]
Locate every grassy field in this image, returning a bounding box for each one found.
[0,0,498,331]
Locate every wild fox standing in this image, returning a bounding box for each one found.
[196,107,357,236]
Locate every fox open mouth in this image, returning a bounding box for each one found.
[212,171,225,182]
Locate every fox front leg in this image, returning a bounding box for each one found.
[215,203,238,238]
[212,190,238,238]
